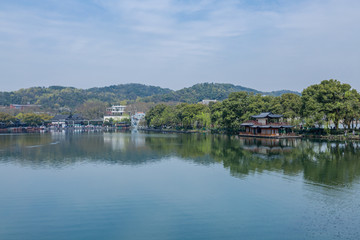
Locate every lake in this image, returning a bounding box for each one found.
[0,131,360,240]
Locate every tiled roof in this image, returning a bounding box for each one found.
[68,114,86,120]
[52,114,87,121]
[251,112,283,118]
[240,120,258,126]
[51,115,68,121]
[240,120,292,128]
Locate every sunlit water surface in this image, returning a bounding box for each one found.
[1,132,360,240]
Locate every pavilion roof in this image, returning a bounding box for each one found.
[52,114,87,121]
[240,120,292,128]
[251,112,283,119]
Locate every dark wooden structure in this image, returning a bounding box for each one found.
[240,112,294,137]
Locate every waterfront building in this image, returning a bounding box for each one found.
[105,105,126,116]
[240,112,293,137]
[104,105,129,122]
[51,114,86,128]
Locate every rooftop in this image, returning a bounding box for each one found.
[251,112,283,119]
[52,114,86,121]
[240,120,292,128]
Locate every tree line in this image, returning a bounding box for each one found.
[1,79,359,130]
[145,80,360,132]
[0,112,53,127]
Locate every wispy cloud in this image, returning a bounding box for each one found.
[0,0,359,91]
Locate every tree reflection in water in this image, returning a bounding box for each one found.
[1,132,360,186]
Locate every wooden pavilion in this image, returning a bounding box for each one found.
[240,112,294,138]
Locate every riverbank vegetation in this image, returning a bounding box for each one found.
[145,80,360,134]
[0,112,53,127]
[1,79,359,135]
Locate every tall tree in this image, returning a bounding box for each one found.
[0,112,16,126]
[342,89,360,129]
[279,93,301,121]
[145,104,168,127]
[301,79,352,129]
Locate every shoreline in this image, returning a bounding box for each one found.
[141,128,360,141]
[2,127,360,141]
[140,128,211,134]
[304,134,360,141]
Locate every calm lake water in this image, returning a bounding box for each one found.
[1,131,360,240]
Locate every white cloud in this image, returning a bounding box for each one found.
[0,0,359,91]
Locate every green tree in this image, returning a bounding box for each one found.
[21,113,43,126]
[342,89,360,129]
[301,79,352,129]
[38,113,53,122]
[145,104,168,127]
[219,92,255,131]
[0,112,16,126]
[279,93,301,124]
[210,102,223,128]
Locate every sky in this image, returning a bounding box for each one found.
[0,0,359,92]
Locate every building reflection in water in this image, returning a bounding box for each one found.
[103,132,146,151]
[239,137,298,155]
[1,132,360,187]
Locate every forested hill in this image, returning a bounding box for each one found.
[143,83,300,103]
[0,84,172,109]
[0,83,299,109]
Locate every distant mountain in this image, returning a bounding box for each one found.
[0,84,172,109]
[86,84,172,99]
[263,89,301,96]
[144,83,300,103]
[0,83,300,109]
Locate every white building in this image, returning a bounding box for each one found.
[106,105,127,116]
[104,105,129,122]
[200,100,217,105]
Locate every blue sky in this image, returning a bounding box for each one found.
[1,0,359,92]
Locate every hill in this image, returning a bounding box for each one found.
[0,84,172,109]
[0,83,300,109]
[144,83,300,103]
[263,89,301,96]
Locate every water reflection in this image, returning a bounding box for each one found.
[1,132,360,186]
